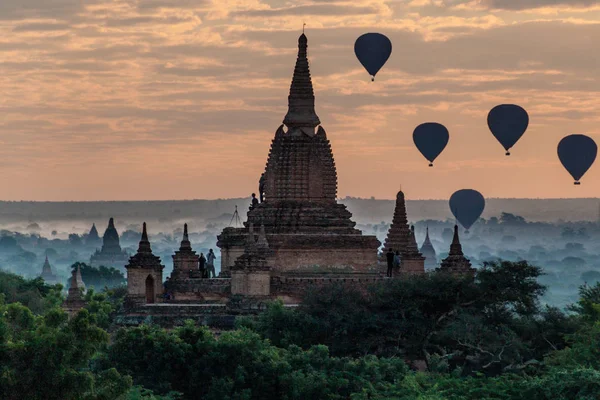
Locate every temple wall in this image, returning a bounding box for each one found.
[400,259,425,275]
[273,248,378,273]
[127,268,163,305]
[220,247,245,277]
[231,270,270,296]
[169,278,231,302]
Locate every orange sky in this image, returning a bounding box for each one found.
[2,0,600,201]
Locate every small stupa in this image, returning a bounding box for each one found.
[171,223,200,280]
[40,255,58,283]
[382,190,412,255]
[90,218,129,270]
[86,223,101,246]
[439,225,475,276]
[125,223,164,306]
[63,267,85,315]
[420,226,438,269]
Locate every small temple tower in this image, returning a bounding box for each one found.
[399,226,425,275]
[217,33,380,276]
[75,264,86,293]
[125,223,164,307]
[90,218,129,270]
[420,227,438,269]
[63,266,85,316]
[171,224,200,280]
[439,225,475,276]
[86,223,101,247]
[231,224,273,297]
[382,191,412,255]
[40,255,58,283]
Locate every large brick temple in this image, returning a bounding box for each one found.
[217,33,380,276]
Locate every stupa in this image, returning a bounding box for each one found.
[439,225,475,276]
[400,226,425,275]
[90,218,129,270]
[171,224,200,280]
[420,227,438,269]
[63,266,85,315]
[382,190,412,254]
[40,255,58,283]
[125,223,164,306]
[86,223,101,247]
[217,33,380,275]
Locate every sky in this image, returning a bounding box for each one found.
[2,0,600,201]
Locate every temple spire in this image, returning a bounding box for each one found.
[283,33,321,130]
[449,225,464,256]
[382,190,411,254]
[137,222,152,253]
[180,223,191,250]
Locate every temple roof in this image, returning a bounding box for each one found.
[89,223,99,239]
[420,226,436,254]
[283,33,321,130]
[449,225,464,256]
[100,217,122,253]
[439,225,473,273]
[126,222,163,269]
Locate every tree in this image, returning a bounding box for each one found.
[70,262,125,289]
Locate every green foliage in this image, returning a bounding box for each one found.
[107,322,409,399]
[0,270,63,314]
[71,262,126,290]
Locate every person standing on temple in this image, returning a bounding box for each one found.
[250,193,259,210]
[259,173,266,203]
[206,249,217,278]
[386,248,395,277]
[199,252,207,278]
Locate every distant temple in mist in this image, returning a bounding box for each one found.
[420,227,438,269]
[39,255,58,284]
[90,218,129,270]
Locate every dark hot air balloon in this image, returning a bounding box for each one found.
[557,134,597,185]
[449,189,485,233]
[354,33,392,82]
[413,122,449,167]
[487,104,529,156]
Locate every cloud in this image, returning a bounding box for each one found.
[480,0,599,10]
[231,4,382,17]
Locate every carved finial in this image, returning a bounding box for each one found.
[303,22,306,33]
[137,222,152,253]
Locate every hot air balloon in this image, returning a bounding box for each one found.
[487,104,529,156]
[354,33,392,82]
[557,134,597,185]
[413,123,449,167]
[449,189,485,233]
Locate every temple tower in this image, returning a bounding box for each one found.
[383,191,412,255]
[171,224,200,280]
[63,267,85,316]
[125,223,164,307]
[86,223,101,247]
[217,33,380,276]
[399,226,425,275]
[40,255,57,283]
[420,227,438,269]
[439,225,475,276]
[90,218,129,270]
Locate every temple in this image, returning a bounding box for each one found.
[420,227,438,269]
[40,255,58,283]
[439,225,475,276]
[217,33,380,276]
[86,223,101,247]
[90,218,129,270]
[63,265,85,316]
[381,191,425,275]
[125,223,164,307]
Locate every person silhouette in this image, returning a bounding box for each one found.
[250,193,259,210]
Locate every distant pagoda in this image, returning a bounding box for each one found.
[86,223,101,247]
[90,218,129,270]
[217,33,380,276]
[420,227,438,269]
[439,225,475,276]
[40,255,58,283]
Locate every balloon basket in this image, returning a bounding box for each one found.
[371,76,375,82]
[574,181,581,185]
[505,151,510,156]
[428,163,433,167]
[465,230,470,235]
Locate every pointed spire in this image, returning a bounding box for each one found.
[75,265,86,292]
[423,226,433,246]
[283,33,321,129]
[405,225,420,255]
[108,218,115,228]
[137,222,152,253]
[179,223,191,250]
[382,190,411,254]
[449,225,464,256]
[245,223,257,251]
